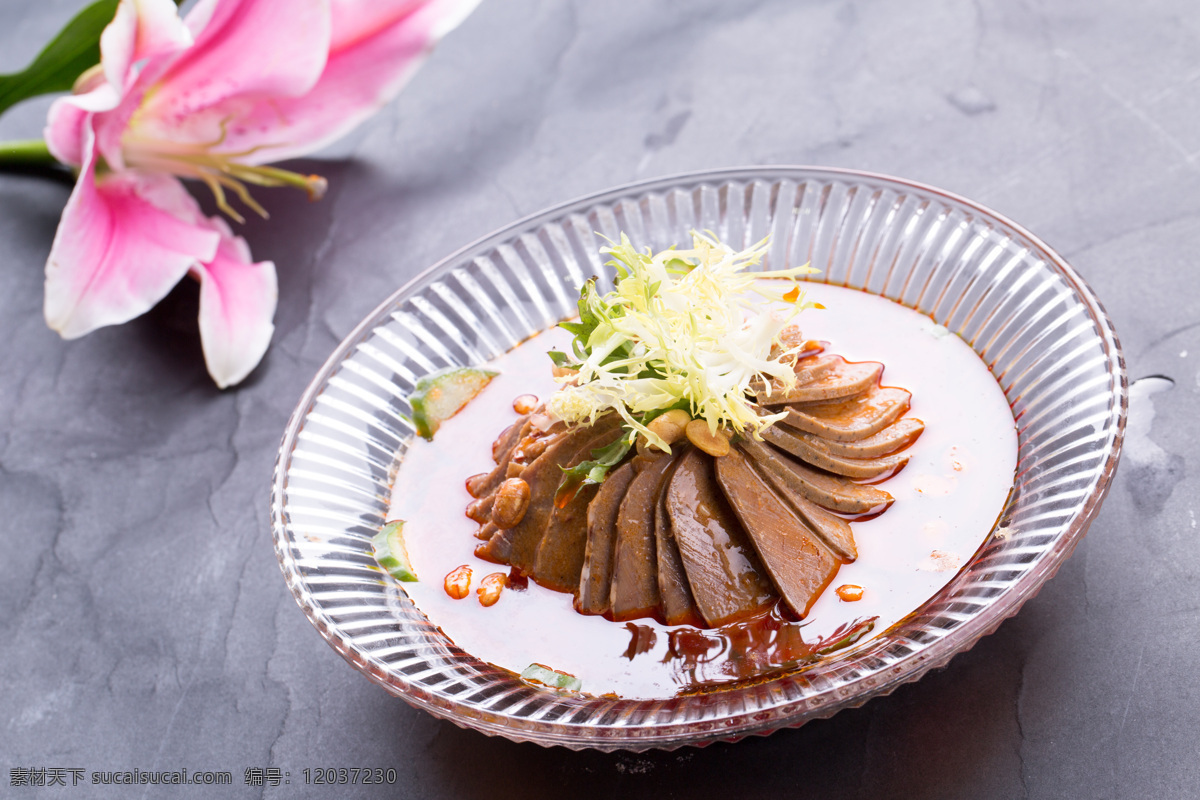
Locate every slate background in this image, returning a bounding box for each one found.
[2,1,1197,798]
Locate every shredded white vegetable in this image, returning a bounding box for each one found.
[547,231,820,451]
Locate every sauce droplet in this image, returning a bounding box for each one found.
[836,585,864,602]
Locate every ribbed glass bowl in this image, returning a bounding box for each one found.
[271,167,1126,751]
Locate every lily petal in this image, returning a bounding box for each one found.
[213,0,481,164]
[100,0,193,93]
[132,0,332,150]
[45,130,220,339]
[193,218,277,388]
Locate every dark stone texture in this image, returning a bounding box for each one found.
[2,0,1198,797]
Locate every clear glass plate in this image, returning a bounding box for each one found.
[271,167,1126,751]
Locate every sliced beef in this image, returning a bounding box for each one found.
[811,417,924,458]
[780,386,910,441]
[576,461,637,616]
[654,456,701,626]
[531,426,627,592]
[610,453,677,621]
[476,414,620,568]
[762,424,910,479]
[492,417,527,463]
[754,354,840,403]
[466,416,535,498]
[758,359,881,406]
[737,435,892,515]
[715,447,841,619]
[666,448,776,627]
[736,442,857,561]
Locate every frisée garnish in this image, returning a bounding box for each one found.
[548,231,820,490]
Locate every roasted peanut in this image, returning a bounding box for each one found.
[685,419,731,457]
[551,365,579,381]
[492,478,531,528]
[444,565,473,599]
[836,584,864,602]
[513,394,539,414]
[477,572,506,607]
[648,409,692,446]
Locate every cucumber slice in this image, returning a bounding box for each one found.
[372,520,417,582]
[409,366,498,440]
[519,663,582,692]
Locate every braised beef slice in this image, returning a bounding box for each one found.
[492,417,527,463]
[758,359,881,406]
[810,417,924,458]
[781,386,910,442]
[532,426,627,592]
[666,448,776,627]
[735,442,857,561]
[715,448,841,619]
[466,416,540,498]
[609,453,676,621]
[737,434,892,516]
[476,414,620,567]
[576,461,637,615]
[654,455,701,626]
[763,424,909,479]
[754,354,840,403]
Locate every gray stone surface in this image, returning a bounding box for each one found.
[1,0,1197,797]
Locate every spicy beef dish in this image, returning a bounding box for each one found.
[465,338,923,629]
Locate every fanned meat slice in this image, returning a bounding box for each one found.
[666,448,776,627]
[465,416,534,498]
[809,417,924,458]
[736,442,857,561]
[715,448,841,619]
[492,417,526,463]
[779,386,911,442]
[654,455,701,626]
[738,435,892,515]
[531,427,627,592]
[758,359,881,406]
[762,424,910,479]
[610,454,676,621]
[576,462,637,616]
[476,415,621,568]
[754,354,840,404]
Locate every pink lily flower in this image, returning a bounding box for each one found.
[43,0,480,387]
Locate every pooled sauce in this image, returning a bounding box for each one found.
[388,284,1017,699]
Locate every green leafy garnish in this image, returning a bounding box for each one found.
[554,432,635,506]
[0,0,118,117]
[547,231,820,452]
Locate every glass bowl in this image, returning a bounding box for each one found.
[271,167,1126,751]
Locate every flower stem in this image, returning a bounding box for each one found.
[0,139,56,168]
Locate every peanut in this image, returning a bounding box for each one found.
[685,419,731,457]
[492,478,531,529]
[513,394,538,414]
[836,584,864,602]
[648,409,692,447]
[637,409,693,454]
[444,565,473,599]
[477,572,506,607]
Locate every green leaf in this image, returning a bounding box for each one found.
[0,0,119,117]
[554,429,634,504]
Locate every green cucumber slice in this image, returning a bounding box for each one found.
[409,366,498,440]
[372,520,417,582]
[519,663,582,692]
